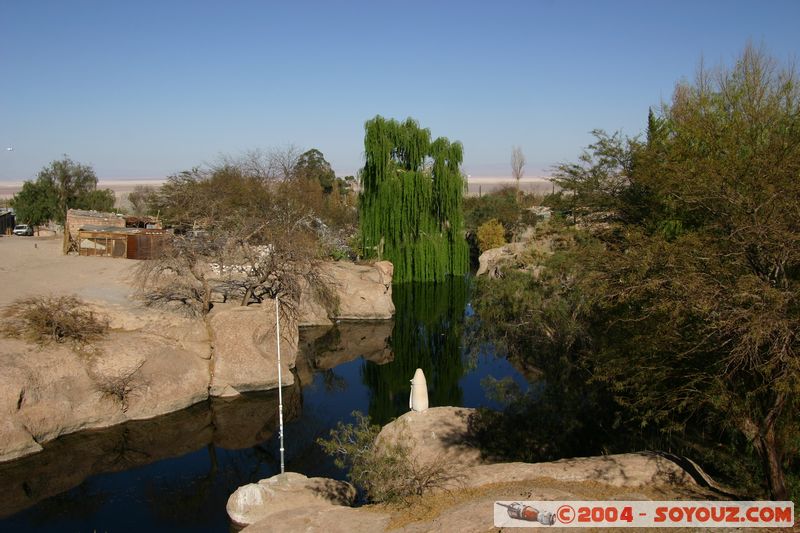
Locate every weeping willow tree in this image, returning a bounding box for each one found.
[359,116,469,283]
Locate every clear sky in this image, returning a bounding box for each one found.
[1,0,798,181]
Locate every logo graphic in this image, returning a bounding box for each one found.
[496,502,556,525]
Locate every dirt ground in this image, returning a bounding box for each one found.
[0,234,137,309]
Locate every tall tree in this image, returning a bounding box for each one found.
[358,116,468,283]
[11,156,110,227]
[35,156,102,223]
[587,45,800,500]
[10,179,57,231]
[294,148,336,194]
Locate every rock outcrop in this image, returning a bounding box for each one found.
[233,406,711,532]
[298,261,395,326]
[476,242,531,277]
[208,304,297,397]
[0,257,395,464]
[377,407,696,490]
[227,472,358,528]
[376,406,485,469]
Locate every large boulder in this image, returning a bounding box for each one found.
[227,472,357,528]
[460,454,697,490]
[91,331,211,421]
[476,242,531,277]
[243,506,390,533]
[208,304,297,397]
[376,407,698,491]
[376,407,486,470]
[0,339,126,450]
[298,261,395,325]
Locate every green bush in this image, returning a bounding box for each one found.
[476,218,506,252]
[317,411,454,504]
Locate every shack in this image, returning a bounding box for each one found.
[66,209,164,255]
[0,209,15,235]
[77,226,168,259]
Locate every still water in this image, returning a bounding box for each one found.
[0,280,528,532]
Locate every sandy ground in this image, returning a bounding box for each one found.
[0,234,137,308]
[466,176,555,195]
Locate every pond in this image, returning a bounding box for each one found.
[0,280,529,532]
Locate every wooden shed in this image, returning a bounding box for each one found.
[77,226,167,259]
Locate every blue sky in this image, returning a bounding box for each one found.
[1,0,798,180]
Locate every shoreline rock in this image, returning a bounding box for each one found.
[0,259,395,464]
[232,406,711,532]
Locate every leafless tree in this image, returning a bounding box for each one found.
[511,146,526,202]
[135,164,338,318]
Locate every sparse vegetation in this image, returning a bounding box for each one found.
[1,295,109,347]
[93,360,145,412]
[317,411,455,503]
[136,155,344,317]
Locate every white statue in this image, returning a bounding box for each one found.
[409,368,429,412]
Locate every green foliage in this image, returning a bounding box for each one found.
[127,185,160,216]
[472,46,800,501]
[294,148,337,194]
[79,188,116,212]
[11,179,57,227]
[12,156,110,226]
[476,218,506,252]
[1,295,109,347]
[316,411,453,503]
[358,116,468,283]
[37,156,102,223]
[587,45,800,501]
[464,186,533,235]
[549,130,635,221]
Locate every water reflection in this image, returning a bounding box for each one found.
[362,279,469,424]
[0,279,527,532]
[0,388,299,522]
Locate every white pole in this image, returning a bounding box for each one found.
[275,295,285,474]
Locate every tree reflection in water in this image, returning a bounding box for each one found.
[362,279,469,425]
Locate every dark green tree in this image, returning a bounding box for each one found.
[34,156,104,223]
[358,116,468,283]
[294,149,337,194]
[586,45,800,501]
[79,188,116,212]
[127,185,159,216]
[10,179,57,230]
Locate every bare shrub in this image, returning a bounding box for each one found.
[1,295,109,346]
[92,360,145,412]
[317,411,457,504]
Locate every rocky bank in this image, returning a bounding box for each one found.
[229,407,722,532]
[0,260,394,464]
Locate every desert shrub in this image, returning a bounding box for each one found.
[317,411,454,504]
[92,360,145,412]
[1,295,109,346]
[476,219,506,253]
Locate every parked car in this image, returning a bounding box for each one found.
[13,224,33,236]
